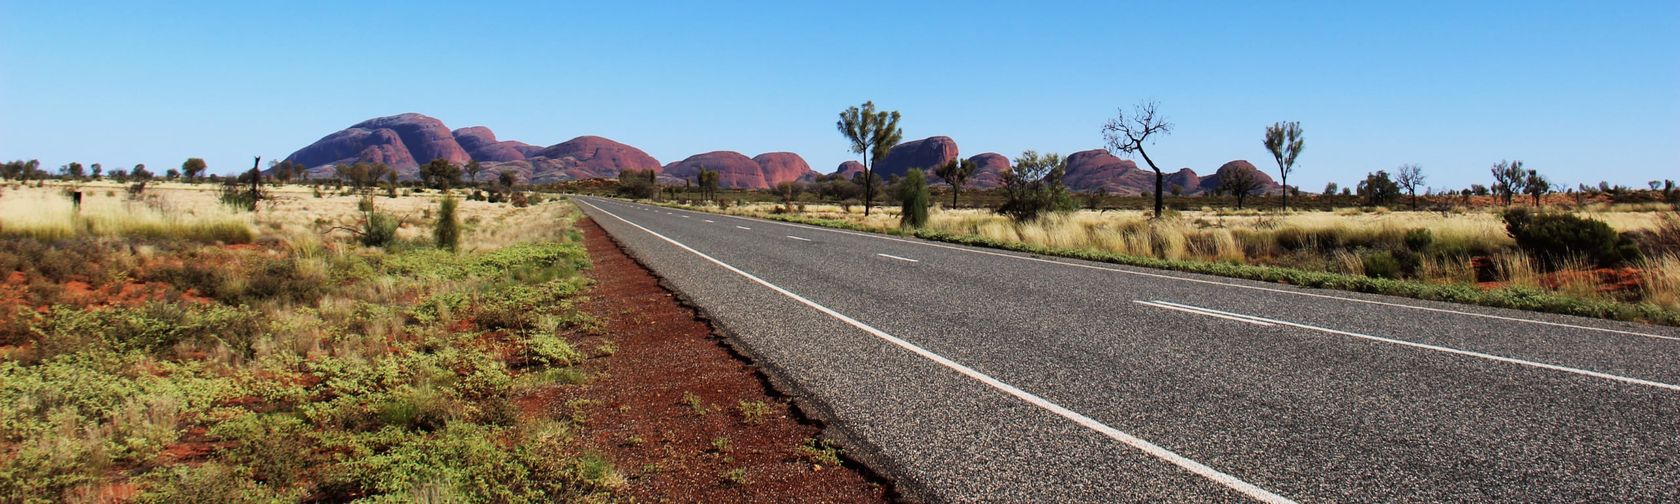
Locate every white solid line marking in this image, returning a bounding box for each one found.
[1148,301,1680,392]
[877,253,919,263]
[578,199,1293,503]
[1134,300,1275,326]
[735,225,752,230]
[682,207,1679,343]
[786,235,812,242]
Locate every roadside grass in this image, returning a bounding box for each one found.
[0,186,627,502]
[646,200,1680,327]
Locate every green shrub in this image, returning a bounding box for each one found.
[898,169,929,229]
[1403,228,1434,251]
[434,196,460,252]
[1503,208,1639,268]
[209,413,314,487]
[1362,252,1402,279]
[525,332,581,367]
[361,212,398,248]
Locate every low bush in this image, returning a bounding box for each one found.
[361,212,398,248]
[1503,208,1639,268]
[434,196,460,252]
[1362,252,1402,279]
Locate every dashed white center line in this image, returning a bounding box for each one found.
[877,253,919,263]
[786,235,812,242]
[681,215,690,218]
[704,219,715,223]
[736,226,752,230]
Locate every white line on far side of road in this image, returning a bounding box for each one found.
[1138,300,1680,392]
[682,215,690,218]
[577,199,1295,504]
[735,225,752,230]
[877,253,920,263]
[786,235,812,242]
[704,219,715,223]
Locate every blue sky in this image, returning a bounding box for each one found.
[2,1,1675,190]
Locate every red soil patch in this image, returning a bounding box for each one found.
[571,217,888,503]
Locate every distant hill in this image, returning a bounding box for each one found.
[281,113,1278,193]
[279,113,823,189]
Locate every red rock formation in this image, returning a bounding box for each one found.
[752,152,820,186]
[1165,168,1200,194]
[1063,149,1155,194]
[662,151,765,189]
[284,113,470,177]
[531,135,663,180]
[833,161,866,180]
[1197,160,1278,194]
[452,126,535,163]
[875,136,959,180]
[962,153,1011,189]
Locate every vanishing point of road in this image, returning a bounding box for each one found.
[575,197,1679,503]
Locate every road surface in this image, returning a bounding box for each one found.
[574,196,1679,503]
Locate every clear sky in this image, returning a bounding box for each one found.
[2,1,1675,190]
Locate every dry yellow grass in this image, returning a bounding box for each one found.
[0,182,252,241]
[1,181,572,251]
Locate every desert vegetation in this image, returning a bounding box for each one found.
[650,195,1680,324]
[0,181,628,502]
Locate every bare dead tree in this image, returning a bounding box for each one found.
[1102,100,1173,218]
[1395,163,1425,210]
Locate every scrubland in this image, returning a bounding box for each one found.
[670,200,1680,324]
[0,182,622,502]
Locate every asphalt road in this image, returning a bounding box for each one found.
[573,197,1680,503]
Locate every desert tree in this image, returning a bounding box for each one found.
[1358,170,1401,207]
[90,163,103,180]
[933,158,978,208]
[426,159,464,190]
[1395,164,1426,210]
[497,169,519,189]
[1263,121,1305,210]
[181,157,207,183]
[1322,181,1339,200]
[697,167,720,202]
[1217,164,1266,209]
[1490,160,1527,206]
[1102,100,1174,218]
[465,160,483,187]
[61,162,85,180]
[836,101,903,216]
[1524,169,1551,207]
[775,180,805,211]
[997,150,1073,221]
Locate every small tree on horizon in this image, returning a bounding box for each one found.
[1395,164,1426,210]
[181,158,207,183]
[1263,121,1305,210]
[1491,160,1527,206]
[1358,170,1402,207]
[1102,100,1174,218]
[697,167,720,202]
[997,150,1074,222]
[836,101,903,217]
[1524,169,1551,207]
[1217,164,1266,209]
[933,158,978,208]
